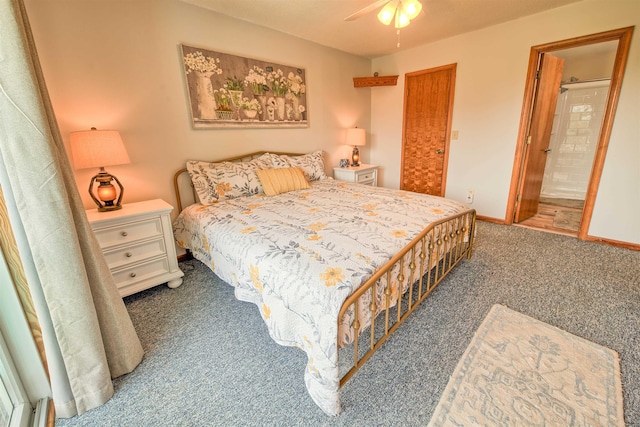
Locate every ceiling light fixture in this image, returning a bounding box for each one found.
[377,0,422,29]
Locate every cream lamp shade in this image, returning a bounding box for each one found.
[69,128,130,212]
[70,129,130,169]
[345,127,366,167]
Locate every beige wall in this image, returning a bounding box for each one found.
[24,0,371,218]
[24,0,640,245]
[558,45,617,81]
[370,0,640,244]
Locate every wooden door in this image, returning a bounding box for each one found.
[401,64,456,196]
[514,54,564,222]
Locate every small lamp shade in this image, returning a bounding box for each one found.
[345,128,366,147]
[377,0,397,25]
[70,129,130,169]
[395,11,410,28]
[402,0,422,20]
[69,128,130,212]
[345,128,366,167]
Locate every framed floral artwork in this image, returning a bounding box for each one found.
[180,44,309,129]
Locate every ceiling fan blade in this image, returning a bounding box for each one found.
[344,0,390,21]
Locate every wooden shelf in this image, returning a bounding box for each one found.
[353,75,398,88]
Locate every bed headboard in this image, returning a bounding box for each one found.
[173,151,303,213]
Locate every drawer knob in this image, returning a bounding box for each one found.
[121,231,128,237]
[130,272,137,278]
[125,252,133,258]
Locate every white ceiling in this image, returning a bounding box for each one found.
[179,0,583,58]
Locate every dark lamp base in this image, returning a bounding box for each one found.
[351,145,360,167]
[97,204,122,212]
[89,169,125,213]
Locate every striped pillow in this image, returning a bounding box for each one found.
[255,167,311,196]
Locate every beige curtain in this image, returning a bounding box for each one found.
[0,0,143,418]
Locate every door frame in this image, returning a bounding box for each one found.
[401,63,456,197]
[506,26,634,239]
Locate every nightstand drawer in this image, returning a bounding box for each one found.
[86,199,184,296]
[356,172,375,183]
[93,217,163,249]
[112,256,170,289]
[333,164,378,187]
[103,238,166,270]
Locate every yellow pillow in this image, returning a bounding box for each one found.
[256,167,311,196]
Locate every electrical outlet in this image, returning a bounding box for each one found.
[466,189,474,204]
[452,130,459,140]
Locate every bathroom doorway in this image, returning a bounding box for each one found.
[521,44,614,235]
[506,27,634,239]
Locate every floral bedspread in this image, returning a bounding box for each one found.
[173,179,468,415]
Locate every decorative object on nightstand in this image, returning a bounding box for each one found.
[70,127,130,212]
[85,199,184,297]
[345,127,366,167]
[333,164,379,187]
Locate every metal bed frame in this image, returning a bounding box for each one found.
[173,151,476,409]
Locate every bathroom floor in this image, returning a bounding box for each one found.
[517,197,584,236]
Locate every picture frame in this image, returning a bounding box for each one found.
[180,44,309,129]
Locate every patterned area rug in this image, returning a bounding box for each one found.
[428,305,624,426]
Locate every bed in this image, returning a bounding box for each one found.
[172,151,476,416]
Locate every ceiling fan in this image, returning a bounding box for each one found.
[344,0,423,28]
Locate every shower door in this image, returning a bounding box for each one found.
[541,80,611,200]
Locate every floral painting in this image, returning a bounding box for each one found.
[180,44,308,129]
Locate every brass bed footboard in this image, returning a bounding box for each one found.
[173,151,477,400]
[337,208,476,386]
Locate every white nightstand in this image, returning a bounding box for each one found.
[85,199,184,297]
[333,164,379,186]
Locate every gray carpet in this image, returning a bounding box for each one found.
[56,222,640,426]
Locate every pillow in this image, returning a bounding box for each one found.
[186,154,272,204]
[270,150,327,181]
[256,167,311,196]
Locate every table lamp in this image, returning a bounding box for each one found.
[70,128,130,212]
[345,128,366,167]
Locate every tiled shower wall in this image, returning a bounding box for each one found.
[541,80,610,200]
